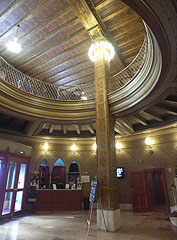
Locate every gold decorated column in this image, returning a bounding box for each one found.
[95,44,121,232]
[68,0,121,232]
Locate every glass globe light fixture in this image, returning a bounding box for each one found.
[88,40,115,62]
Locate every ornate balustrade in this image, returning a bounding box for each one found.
[0,57,95,101]
[0,31,148,102]
[107,35,148,93]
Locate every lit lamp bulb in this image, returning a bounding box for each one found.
[116,141,122,150]
[44,142,48,150]
[6,37,22,53]
[145,137,153,146]
[93,143,97,150]
[81,92,87,100]
[72,143,77,151]
[6,25,22,54]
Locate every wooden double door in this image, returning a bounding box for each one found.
[130,168,170,213]
[0,151,30,218]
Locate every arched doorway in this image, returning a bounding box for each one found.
[51,158,66,189]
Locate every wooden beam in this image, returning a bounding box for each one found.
[87,124,94,134]
[33,123,46,136]
[162,99,177,108]
[63,125,67,135]
[95,0,113,10]
[139,111,163,122]
[114,125,126,135]
[155,104,177,116]
[68,0,126,71]
[49,124,55,134]
[8,118,16,128]
[75,124,81,134]
[118,118,135,133]
[130,115,148,126]
[115,121,130,135]
[24,121,46,136]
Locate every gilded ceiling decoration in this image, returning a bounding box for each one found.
[0,0,176,138]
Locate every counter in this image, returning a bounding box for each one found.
[34,189,81,211]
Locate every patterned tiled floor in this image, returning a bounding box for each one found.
[0,210,176,240]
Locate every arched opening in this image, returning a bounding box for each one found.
[51,158,66,189]
[68,161,80,189]
[39,160,49,189]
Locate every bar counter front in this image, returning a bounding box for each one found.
[34,189,81,211]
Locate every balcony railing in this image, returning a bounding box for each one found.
[107,35,148,93]
[0,33,148,101]
[0,57,95,101]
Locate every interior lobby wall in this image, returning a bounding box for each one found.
[29,142,97,199]
[116,130,177,208]
[28,127,177,207]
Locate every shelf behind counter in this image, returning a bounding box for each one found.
[34,189,81,211]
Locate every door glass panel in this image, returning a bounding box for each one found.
[2,192,13,215]
[14,191,23,212]
[6,162,16,189]
[17,164,26,189]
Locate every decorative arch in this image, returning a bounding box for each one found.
[54,158,65,167]
[40,159,49,166]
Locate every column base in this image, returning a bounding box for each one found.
[97,208,121,232]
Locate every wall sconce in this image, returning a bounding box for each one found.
[44,142,48,151]
[116,141,123,151]
[93,143,97,151]
[72,143,77,151]
[145,137,153,154]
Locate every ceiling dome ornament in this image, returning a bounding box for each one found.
[6,25,22,54]
[88,40,115,62]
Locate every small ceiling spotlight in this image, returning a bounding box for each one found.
[6,25,22,53]
[88,40,115,62]
[72,143,77,151]
[93,143,97,151]
[44,142,48,151]
[116,141,123,151]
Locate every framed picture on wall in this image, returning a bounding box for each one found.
[81,175,90,183]
[77,182,82,190]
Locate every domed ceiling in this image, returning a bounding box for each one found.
[0,0,176,139]
[0,0,145,85]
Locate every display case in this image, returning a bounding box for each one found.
[39,166,49,188]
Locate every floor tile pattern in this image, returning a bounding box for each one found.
[0,210,176,240]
